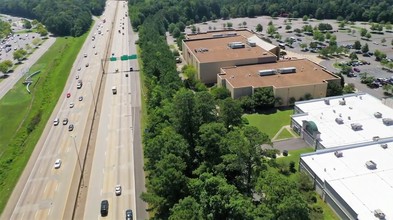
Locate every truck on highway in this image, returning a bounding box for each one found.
[112,86,117,94]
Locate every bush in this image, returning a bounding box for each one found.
[283,150,288,156]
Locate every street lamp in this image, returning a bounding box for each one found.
[71,135,84,186]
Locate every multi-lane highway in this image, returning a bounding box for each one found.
[1,0,147,219]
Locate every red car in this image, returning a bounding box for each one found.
[67,92,71,98]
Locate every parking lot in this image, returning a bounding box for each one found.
[186,16,393,98]
[0,14,42,65]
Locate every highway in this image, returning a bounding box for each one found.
[82,0,147,219]
[1,0,147,219]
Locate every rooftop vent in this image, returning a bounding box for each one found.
[373,136,380,141]
[382,118,393,126]
[226,32,237,37]
[374,209,386,219]
[212,33,224,38]
[339,98,346,105]
[366,160,377,170]
[278,67,296,74]
[374,112,382,118]
[351,123,362,131]
[381,143,388,149]
[334,151,343,158]
[258,69,276,76]
[335,118,344,124]
[228,42,245,49]
[324,99,330,105]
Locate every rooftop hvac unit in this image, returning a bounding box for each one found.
[373,136,380,141]
[226,32,237,36]
[334,151,343,158]
[247,39,256,47]
[228,42,245,49]
[339,98,346,105]
[366,160,377,170]
[382,118,393,126]
[374,112,382,118]
[278,67,296,74]
[258,69,276,76]
[374,209,386,219]
[381,143,388,149]
[324,99,330,105]
[351,123,362,131]
[335,118,344,124]
[212,34,224,38]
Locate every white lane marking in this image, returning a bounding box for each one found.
[44,183,49,194]
[34,211,38,220]
[47,208,51,217]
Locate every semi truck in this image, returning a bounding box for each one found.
[112,86,117,94]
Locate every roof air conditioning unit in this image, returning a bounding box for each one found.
[374,112,382,118]
[324,99,330,105]
[382,118,393,126]
[334,151,343,158]
[366,160,377,170]
[339,99,346,105]
[373,136,380,141]
[374,209,386,219]
[335,118,343,124]
[351,123,362,131]
[380,144,388,149]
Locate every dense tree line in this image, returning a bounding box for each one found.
[0,0,106,36]
[138,11,323,219]
[0,19,11,39]
[130,0,393,30]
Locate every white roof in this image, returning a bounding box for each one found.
[293,93,393,148]
[247,35,277,51]
[302,141,393,219]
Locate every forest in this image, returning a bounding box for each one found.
[137,10,328,220]
[0,0,106,36]
[129,0,393,30]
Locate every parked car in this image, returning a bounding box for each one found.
[101,200,109,216]
[54,159,62,169]
[125,209,133,220]
[353,67,360,72]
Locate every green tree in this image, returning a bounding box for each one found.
[220,98,243,128]
[194,91,217,127]
[210,86,230,100]
[169,197,203,220]
[253,87,276,109]
[327,82,343,96]
[172,27,181,38]
[168,23,176,34]
[22,19,32,29]
[366,32,372,39]
[267,25,277,36]
[226,22,233,28]
[360,28,367,37]
[361,43,369,53]
[349,52,358,60]
[13,49,27,61]
[285,24,291,30]
[353,40,361,50]
[302,15,309,21]
[256,23,263,32]
[0,60,13,74]
[381,38,386,45]
[343,83,356,94]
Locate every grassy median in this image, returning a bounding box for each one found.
[0,34,87,213]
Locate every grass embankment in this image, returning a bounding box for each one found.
[0,34,87,213]
[243,109,293,139]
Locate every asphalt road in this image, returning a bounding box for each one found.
[82,0,147,219]
[1,3,116,220]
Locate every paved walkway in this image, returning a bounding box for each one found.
[0,37,56,100]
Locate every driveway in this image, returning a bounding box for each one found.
[272,138,309,152]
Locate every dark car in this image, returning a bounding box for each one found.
[68,124,74,131]
[126,209,133,220]
[101,200,109,216]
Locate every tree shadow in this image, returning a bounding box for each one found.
[0,74,10,79]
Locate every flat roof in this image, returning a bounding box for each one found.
[184,35,276,63]
[186,29,254,40]
[219,59,338,88]
[293,93,393,148]
[302,140,393,219]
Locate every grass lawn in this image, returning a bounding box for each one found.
[243,109,293,139]
[0,34,87,214]
[274,128,294,140]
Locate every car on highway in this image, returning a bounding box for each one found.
[84,53,87,58]
[63,118,68,125]
[101,200,109,216]
[85,63,89,67]
[54,118,60,126]
[78,67,81,71]
[68,124,74,131]
[67,92,71,98]
[95,52,98,55]
[54,159,62,169]
[79,96,83,101]
[126,209,133,220]
[76,75,79,79]
[69,102,74,108]
[115,185,122,196]
[115,68,119,72]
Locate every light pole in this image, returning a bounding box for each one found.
[71,135,84,186]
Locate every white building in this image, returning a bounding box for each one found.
[291,93,393,150]
[300,139,393,220]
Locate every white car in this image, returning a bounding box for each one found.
[69,102,74,108]
[79,96,83,101]
[54,159,62,169]
[76,75,79,79]
[115,185,122,196]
